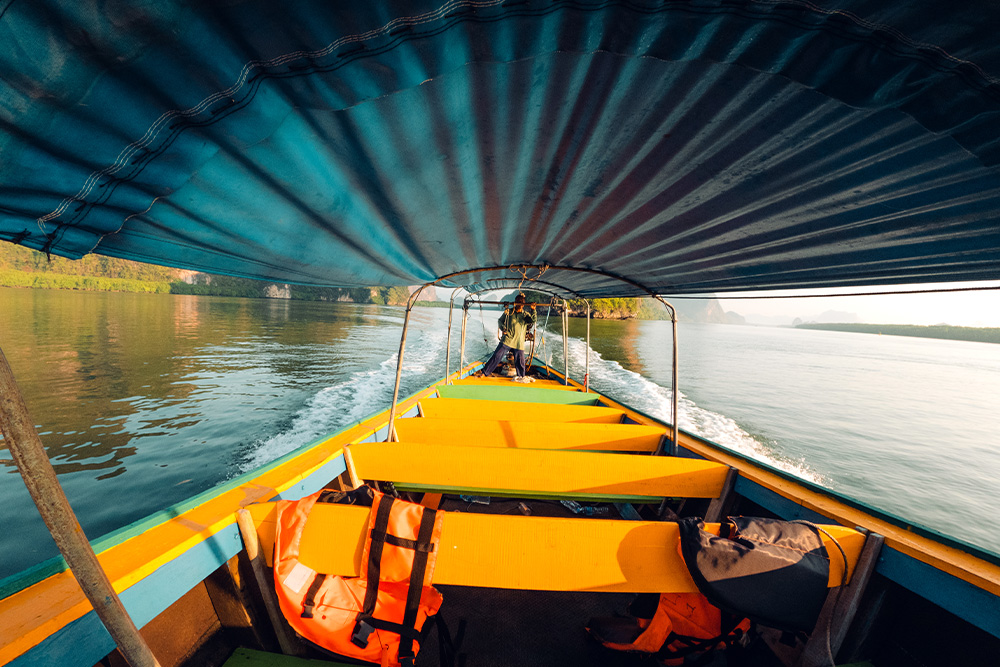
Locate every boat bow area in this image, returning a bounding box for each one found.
[2,364,998,666]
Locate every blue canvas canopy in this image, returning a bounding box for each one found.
[2,0,999,297]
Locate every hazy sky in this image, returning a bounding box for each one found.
[715,281,1000,328]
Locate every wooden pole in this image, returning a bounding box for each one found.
[235,510,304,656]
[0,348,161,667]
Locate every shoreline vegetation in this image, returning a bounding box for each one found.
[0,245,670,316]
[3,244,996,342]
[795,322,1000,345]
[0,265,653,315]
[0,244,420,305]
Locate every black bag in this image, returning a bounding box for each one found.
[678,517,832,633]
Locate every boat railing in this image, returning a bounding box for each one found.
[385,264,678,452]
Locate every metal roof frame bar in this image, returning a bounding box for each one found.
[385,265,679,456]
[457,285,580,388]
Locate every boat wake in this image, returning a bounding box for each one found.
[236,327,450,473]
[558,337,824,485]
[238,316,821,485]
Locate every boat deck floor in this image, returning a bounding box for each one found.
[227,370,853,666]
[409,496,778,667]
[225,495,870,667]
[223,646,353,666]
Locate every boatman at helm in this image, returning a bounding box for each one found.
[478,293,536,381]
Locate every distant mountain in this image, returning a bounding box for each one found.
[408,285,438,301]
[798,310,861,325]
[725,310,746,325]
[743,313,795,326]
[743,309,863,327]
[656,297,744,324]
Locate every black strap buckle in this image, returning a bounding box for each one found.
[352,618,376,648]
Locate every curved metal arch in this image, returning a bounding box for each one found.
[386,265,680,456]
[458,284,573,386]
[451,263,680,309]
[462,284,573,307]
[472,277,585,302]
[443,284,567,384]
[476,277,587,302]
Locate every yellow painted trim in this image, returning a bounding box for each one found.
[0,368,467,664]
[345,442,729,498]
[253,502,864,592]
[11,359,992,661]
[0,442,345,664]
[586,391,1000,598]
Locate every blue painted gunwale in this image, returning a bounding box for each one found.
[536,363,1000,640]
[7,359,997,666]
[1,370,467,667]
[679,433,1000,640]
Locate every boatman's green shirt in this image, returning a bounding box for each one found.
[498,309,535,350]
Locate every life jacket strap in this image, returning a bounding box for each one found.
[360,496,397,613]
[398,505,439,661]
[352,495,441,660]
[656,615,752,660]
[351,614,425,643]
[300,572,327,619]
[378,532,437,552]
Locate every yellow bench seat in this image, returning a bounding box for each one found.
[396,416,663,452]
[451,376,579,389]
[344,441,728,501]
[246,502,864,592]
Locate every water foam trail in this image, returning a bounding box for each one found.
[240,317,821,484]
[237,326,449,471]
[557,336,824,484]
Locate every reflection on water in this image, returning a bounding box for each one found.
[560,316,1000,558]
[3,288,998,579]
[0,288,435,578]
[582,319,647,375]
[2,290,382,475]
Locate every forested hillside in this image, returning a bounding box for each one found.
[0,243,414,304]
[520,290,738,322]
[1,243,740,320]
[796,322,1000,344]
[0,243,175,292]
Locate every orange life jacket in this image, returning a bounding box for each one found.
[273,489,444,667]
[588,592,752,665]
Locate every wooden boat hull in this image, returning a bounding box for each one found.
[1,361,998,666]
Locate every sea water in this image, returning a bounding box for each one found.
[1,288,997,581]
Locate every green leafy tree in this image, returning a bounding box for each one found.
[386,286,411,305]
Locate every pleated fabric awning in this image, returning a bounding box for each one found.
[2,1,999,298]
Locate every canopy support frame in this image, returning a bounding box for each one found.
[387,265,677,450]
[444,287,463,384]
[459,304,469,379]
[461,286,574,384]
